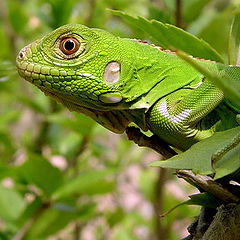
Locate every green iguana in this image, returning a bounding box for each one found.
[16,24,240,151]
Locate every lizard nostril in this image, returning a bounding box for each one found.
[19,51,25,59]
[18,49,27,61]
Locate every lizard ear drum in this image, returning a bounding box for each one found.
[59,37,80,55]
[104,62,120,84]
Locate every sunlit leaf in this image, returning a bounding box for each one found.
[7,0,28,34]
[26,206,76,238]
[213,134,240,179]
[183,0,211,24]
[19,153,63,196]
[0,185,26,221]
[47,113,96,136]
[228,9,240,65]
[52,169,116,200]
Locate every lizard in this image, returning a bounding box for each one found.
[16,23,240,151]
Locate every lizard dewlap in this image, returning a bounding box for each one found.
[16,24,240,151]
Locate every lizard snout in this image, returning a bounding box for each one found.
[17,44,32,62]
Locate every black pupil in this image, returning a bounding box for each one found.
[64,40,75,51]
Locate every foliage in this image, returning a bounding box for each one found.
[0,0,239,239]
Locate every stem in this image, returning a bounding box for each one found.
[33,100,58,153]
[175,0,183,28]
[154,167,169,240]
[12,218,35,240]
[126,127,176,159]
[177,170,239,203]
[12,201,51,240]
[85,0,97,27]
[73,222,82,240]
[0,0,18,57]
[65,135,89,174]
[67,136,90,239]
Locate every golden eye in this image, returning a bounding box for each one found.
[59,37,80,55]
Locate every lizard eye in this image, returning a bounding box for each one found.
[59,37,80,55]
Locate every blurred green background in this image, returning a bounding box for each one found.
[0,0,238,239]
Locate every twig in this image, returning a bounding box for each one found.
[0,0,18,56]
[65,135,90,238]
[154,167,169,240]
[125,126,240,203]
[73,222,82,240]
[65,135,89,174]
[200,204,240,240]
[175,0,183,28]
[85,0,97,26]
[12,201,51,240]
[126,126,176,159]
[33,100,58,153]
[177,170,240,203]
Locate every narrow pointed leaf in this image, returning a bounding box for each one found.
[228,9,240,65]
[177,51,240,108]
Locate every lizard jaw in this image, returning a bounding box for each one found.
[39,86,131,134]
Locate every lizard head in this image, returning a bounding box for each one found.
[16,24,146,133]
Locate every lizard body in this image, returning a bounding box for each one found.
[16,24,240,150]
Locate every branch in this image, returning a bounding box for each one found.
[200,204,240,240]
[125,126,240,203]
[12,201,51,240]
[125,127,240,240]
[126,126,176,159]
[176,170,240,203]
[187,204,240,240]
[175,0,183,28]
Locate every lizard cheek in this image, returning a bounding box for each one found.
[103,61,120,84]
[99,92,122,104]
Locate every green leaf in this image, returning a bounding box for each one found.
[0,61,16,81]
[26,206,76,238]
[75,203,97,221]
[148,5,172,24]
[19,153,63,196]
[111,10,223,63]
[17,197,42,227]
[228,9,240,65]
[48,113,95,136]
[183,0,211,24]
[39,0,76,29]
[0,164,15,180]
[150,127,240,177]
[187,192,222,208]
[17,93,50,114]
[197,6,232,56]
[0,185,26,221]
[7,0,28,35]
[213,134,240,179]
[52,169,116,200]
[161,192,222,217]
[0,111,20,129]
[107,208,125,227]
